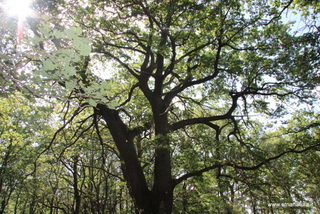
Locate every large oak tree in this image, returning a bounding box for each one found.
[2,0,320,213]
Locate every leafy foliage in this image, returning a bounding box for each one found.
[0,0,319,213]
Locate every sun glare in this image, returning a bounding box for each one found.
[2,0,36,43]
[5,0,34,19]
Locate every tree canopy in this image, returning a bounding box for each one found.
[0,0,319,213]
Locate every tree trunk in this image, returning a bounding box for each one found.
[97,105,151,211]
[72,155,81,214]
[98,103,175,213]
[137,92,174,213]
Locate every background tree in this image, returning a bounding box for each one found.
[0,94,55,213]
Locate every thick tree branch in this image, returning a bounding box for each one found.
[119,82,140,107]
[174,143,320,186]
[170,114,232,131]
[164,39,223,105]
[174,40,214,65]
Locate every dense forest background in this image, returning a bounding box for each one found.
[0,0,319,213]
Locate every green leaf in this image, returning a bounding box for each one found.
[70,27,82,35]
[108,100,118,109]
[42,59,56,70]
[65,81,77,90]
[64,66,77,76]
[73,38,91,56]
[86,98,97,107]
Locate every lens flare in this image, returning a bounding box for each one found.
[4,0,35,43]
[5,0,34,19]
